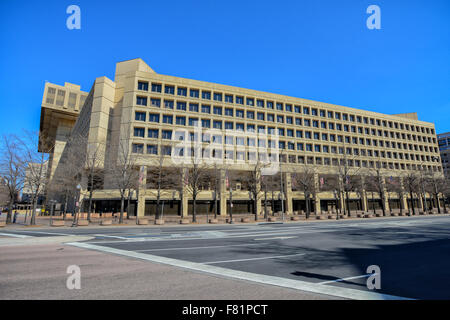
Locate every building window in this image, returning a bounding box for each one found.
[151,98,160,107]
[136,96,147,106]
[147,145,157,155]
[225,108,234,116]
[163,115,173,124]
[134,128,145,137]
[148,129,159,138]
[225,94,233,103]
[135,112,146,121]
[177,87,187,96]
[257,100,264,107]
[176,116,186,125]
[247,111,255,119]
[246,98,254,106]
[164,85,174,94]
[164,100,174,109]
[151,83,162,93]
[213,106,222,115]
[162,130,172,140]
[138,81,148,91]
[202,91,211,100]
[189,103,199,112]
[202,119,211,128]
[213,93,222,101]
[201,105,211,114]
[190,89,199,98]
[236,96,244,104]
[132,143,144,154]
[177,102,186,111]
[149,113,159,123]
[213,120,222,129]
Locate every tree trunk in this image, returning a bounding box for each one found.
[6,199,13,224]
[87,189,93,222]
[63,194,68,221]
[192,195,197,222]
[156,188,161,220]
[119,194,125,224]
[31,199,37,225]
[409,192,415,215]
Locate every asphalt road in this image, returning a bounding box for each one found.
[2,215,450,299]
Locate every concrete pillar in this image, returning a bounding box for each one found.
[362,190,368,212]
[419,194,424,211]
[313,173,320,214]
[284,172,293,215]
[220,169,227,216]
[137,166,147,217]
[401,194,409,211]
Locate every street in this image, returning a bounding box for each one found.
[1,215,450,299]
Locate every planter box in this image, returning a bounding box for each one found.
[152,219,163,225]
[180,219,190,224]
[51,220,65,227]
[419,212,426,215]
[209,219,219,224]
[327,215,334,219]
[316,215,325,220]
[390,213,398,217]
[356,214,363,218]
[77,220,89,226]
[0,221,6,227]
[268,217,277,222]
[290,216,300,221]
[241,218,250,223]
[101,220,112,226]
[375,213,382,217]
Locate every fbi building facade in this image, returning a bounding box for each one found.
[39,58,443,217]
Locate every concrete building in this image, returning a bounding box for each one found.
[39,58,443,217]
[437,132,450,178]
[22,161,48,204]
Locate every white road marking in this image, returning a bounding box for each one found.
[0,232,31,238]
[319,274,372,285]
[11,230,71,236]
[136,243,267,252]
[202,253,305,265]
[93,234,130,240]
[67,242,412,300]
[254,236,297,241]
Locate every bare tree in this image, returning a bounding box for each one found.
[108,140,139,224]
[403,171,420,215]
[20,131,52,225]
[365,166,387,216]
[242,161,265,221]
[386,176,406,215]
[291,164,316,219]
[83,138,105,222]
[185,161,209,223]
[425,170,446,214]
[146,151,179,220]
[0,135,26,224]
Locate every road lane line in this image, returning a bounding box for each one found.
[136,243,268,252]
[202,253,305,265]
[254,236,297,241]
[67,242,412,300]
[0,232,31,238]
[319,274,372,285]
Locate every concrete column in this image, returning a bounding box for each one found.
[220,169,227,216]
[284,172,293,215]
[401,194,409,211]
[362,190,368,212]
[419,194,424,211]
[313,173,320,214]
[137,166,147,217]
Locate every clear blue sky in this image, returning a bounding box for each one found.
[0,0,449,136]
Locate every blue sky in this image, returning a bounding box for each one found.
[0,0,449,136]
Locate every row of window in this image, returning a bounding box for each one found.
[133,126,438,154]
[134,112,438,151]
[131,143,441,172]
[134,103,437,144]
[136,81,435,135]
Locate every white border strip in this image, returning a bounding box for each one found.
[67,242,413,300]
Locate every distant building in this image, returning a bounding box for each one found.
[437,132,450,178]
[22,161,48,204]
